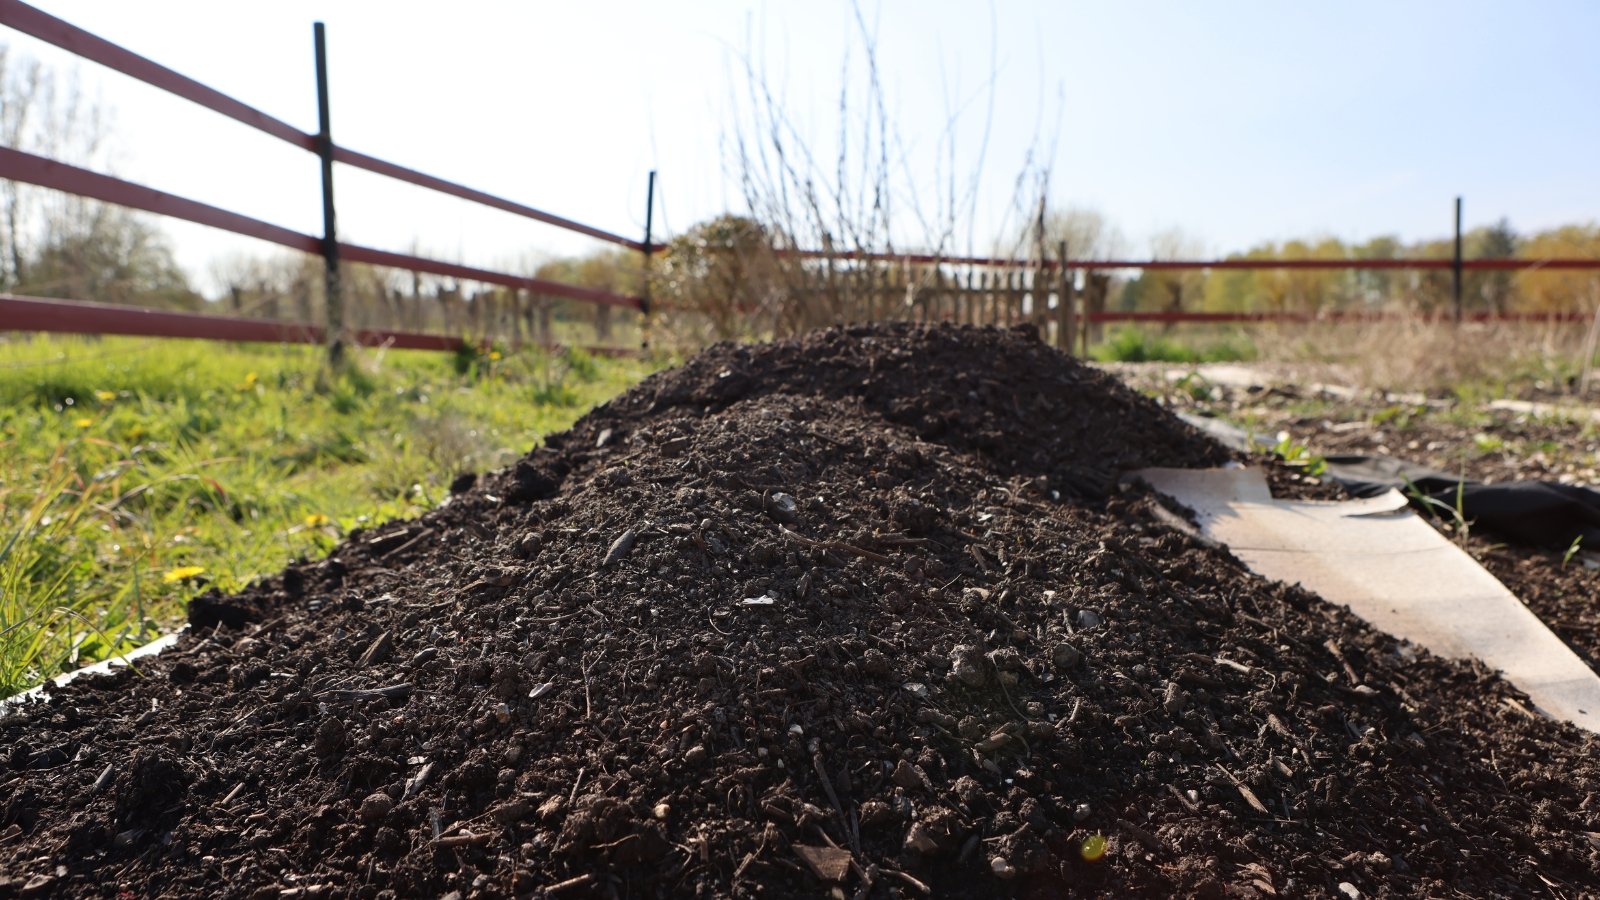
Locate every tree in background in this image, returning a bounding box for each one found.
[1039,208,1127,263]
[26,205,197,309]
[1350,235,1403,309]
[651,214,785,342]
[1466,218,1518,314]
[1124,228,1207,319]
[1040,207,1127,342]
[531,247,642,344]
[1,43,199,308]
[1518,224,1600,313]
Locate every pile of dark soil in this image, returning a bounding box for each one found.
[4,323,1598,899]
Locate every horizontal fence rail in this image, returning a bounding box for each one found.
[0,147,644,308]
[1087,309,1594,325]
[780,248,1600,272]
[0,294,642,356]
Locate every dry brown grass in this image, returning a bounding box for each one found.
[1247,317,1598,395]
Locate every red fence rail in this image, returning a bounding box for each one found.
[780,248,1600,272]
[0,293,642,356]
[1086,309,1593,325]
[0,0,654,354]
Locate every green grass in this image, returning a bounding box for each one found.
[0,336,661,697]
[1089,326,1257,364]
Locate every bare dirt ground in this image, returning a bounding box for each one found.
[3,328,1598,899]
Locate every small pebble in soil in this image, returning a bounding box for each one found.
[518,533,541,558]
[602,528,638,568]
[765,492,800,524]
[358,792,394,823]
[950,644,990,688]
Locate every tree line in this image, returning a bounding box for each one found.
[1116,219,1600,317]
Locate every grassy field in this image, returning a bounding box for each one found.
[0,336,659,697]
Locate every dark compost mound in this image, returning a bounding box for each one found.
[3,323,1598,899]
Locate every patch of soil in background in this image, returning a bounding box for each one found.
[3,324,1599,899]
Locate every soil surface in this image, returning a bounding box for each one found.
[4,324,1599,899]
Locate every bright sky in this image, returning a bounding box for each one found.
[7,0,1600,291]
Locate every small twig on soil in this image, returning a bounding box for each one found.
[320,683,412,703]
[526,608,588,625]
[581,651,604,720]
[871,533,929,548]
[569,766,587,806]
[1323,638,1361,685]
[1214,657,1252,675]
[883,867,931,894]
[1166,783,1199,813]
[851,864,876,900]
[221,782,245,807]
[433,831,494,849]
[1116,819,1169,855]
[90,763,114,795]
[378,528,432,561]
[993,671,1031,722]
[546,873,596,894]
[1214,764,1270,816]
[809,742,859,855]
[779,527,893,564]
[968,544,993,574]
[247,615,287,637]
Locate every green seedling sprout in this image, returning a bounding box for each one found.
[1562,535,1584,569]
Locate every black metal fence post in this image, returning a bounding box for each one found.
[314,22,343,363]
[1453,196,1463,324]
[641,169,656,349]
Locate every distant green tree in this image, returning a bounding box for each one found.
[1466,218,1517,314]
[24,205,199,309]
[652,214,785,341]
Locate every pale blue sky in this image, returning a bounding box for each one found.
[6,1,1598,287]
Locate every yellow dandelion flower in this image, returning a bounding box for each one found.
[95,390,117,402]
[304,513,331,528]
[163,565,206,584]
[488,350,502,361]
[1080,833,1108,863]
[74,417,93,428]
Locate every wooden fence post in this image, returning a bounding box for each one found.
[1059,240,1076,357]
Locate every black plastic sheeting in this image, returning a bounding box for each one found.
[1325,455,1600,552]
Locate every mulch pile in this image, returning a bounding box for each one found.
[4,323,1598,899]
